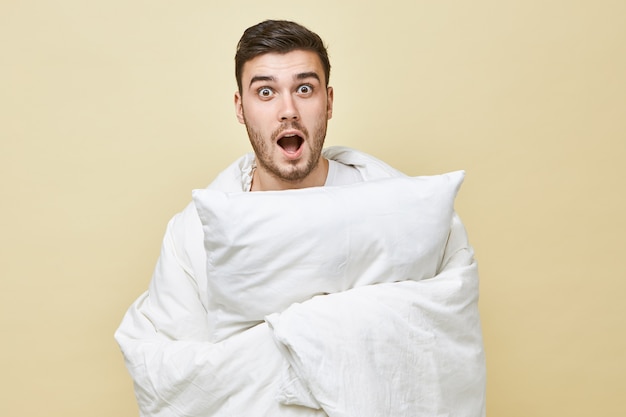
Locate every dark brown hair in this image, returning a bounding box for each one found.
[235,20,331,93]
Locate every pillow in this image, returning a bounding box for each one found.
[193,171,464,342]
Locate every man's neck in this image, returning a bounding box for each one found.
[250,158,329,191]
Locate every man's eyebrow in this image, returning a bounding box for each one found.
[296,72,320,82]
[248,72,320,88]
[249,75,275,87]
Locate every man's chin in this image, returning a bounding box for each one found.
[271,159,317,183]
[275,167,312,183]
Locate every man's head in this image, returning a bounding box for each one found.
[234,20,334,191]
[235,20,331,94]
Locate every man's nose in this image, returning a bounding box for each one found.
[279,95,300,121]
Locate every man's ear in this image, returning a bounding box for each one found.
[234,91,245,124]
[326,86,334,120]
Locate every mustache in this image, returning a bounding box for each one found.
[271,121,308,140]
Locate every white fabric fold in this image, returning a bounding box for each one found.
[266,214,485,417]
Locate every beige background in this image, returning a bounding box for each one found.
[1,1,624,416]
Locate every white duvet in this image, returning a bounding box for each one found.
[115,147,486,417]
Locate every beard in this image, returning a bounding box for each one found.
[243,114,328,183]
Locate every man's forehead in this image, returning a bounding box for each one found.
[242,50,325,83]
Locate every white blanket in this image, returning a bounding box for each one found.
[115,146,486,417]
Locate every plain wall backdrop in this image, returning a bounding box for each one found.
[1,1,624,416]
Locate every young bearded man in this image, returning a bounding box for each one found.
[116,20,486,417]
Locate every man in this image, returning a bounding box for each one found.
[115,20,486,417]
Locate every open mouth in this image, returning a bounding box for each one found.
[277,134,304,155]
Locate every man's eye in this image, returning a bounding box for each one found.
[297,85,312,94]
[258,88,273,98]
